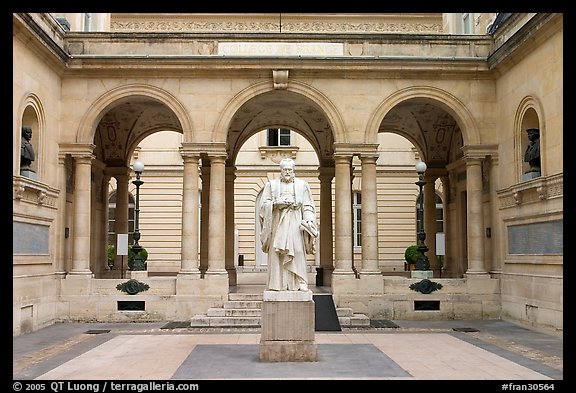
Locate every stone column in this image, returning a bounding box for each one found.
[179,154,201,276]
[225,165,237,285]
[206,154,227,275]
[113,170,130,277]
[100,172,111,274]
[333,154,353,275]
[318,166,334,285]
[439,174,449,274]
[359,154,379,274]
[424,174,437,273]
[55,153,68,276]
[464,156,487,275]
[69,153,94,276]
[199,161,210,275]
[488,155,502,274]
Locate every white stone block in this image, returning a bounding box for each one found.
[263,290,313,301]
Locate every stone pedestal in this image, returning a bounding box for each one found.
[411,270,433,279]
[20,169,37,180]
[259,290,317,362]
[130,270,149,280]
[522,171,541,181]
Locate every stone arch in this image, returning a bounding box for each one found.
[76,84,194,144]
[213,80,347,144]
[514,95,545,179]
[365,85,481,146]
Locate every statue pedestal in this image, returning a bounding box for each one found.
[522,171,541,181]
[259,290,317,362]
[411,270,433,279]
[20,169,37,180]
[130,270,148,280]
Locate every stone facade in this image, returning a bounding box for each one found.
[13,13,563,337]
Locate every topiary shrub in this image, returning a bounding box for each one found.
[107,243,148,269]
[404,245,421,263]
[107,243,115,268]
[128,246,148,265]
[404,245,422,271]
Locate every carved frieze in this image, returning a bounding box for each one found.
[111,15,442,34]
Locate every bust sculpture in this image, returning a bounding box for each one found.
[20,126,36,176]
[523,128,540,178]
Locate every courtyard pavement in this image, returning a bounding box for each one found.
[12,283,564,386]
[13,318,563,384]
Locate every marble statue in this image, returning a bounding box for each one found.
[259,158,318,291]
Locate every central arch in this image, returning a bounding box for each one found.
[214,80,346,145]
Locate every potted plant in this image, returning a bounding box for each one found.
[107,243,115,269]
[128,246,148,269]
[107,244,148,269]
[404,245,422,271]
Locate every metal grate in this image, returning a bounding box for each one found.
[84,329,111,334]
[371,320,400,328]
[161,321,191,329]
[117,301,145,311]
[452,327,480,332]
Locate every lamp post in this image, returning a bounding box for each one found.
[129,160,146,271]
[414,161,430,271]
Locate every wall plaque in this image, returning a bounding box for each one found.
[218,42,344,57]
[13,221,50,254]
[508,220,563,255]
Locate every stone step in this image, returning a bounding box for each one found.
[336,307,354,317]
[338,313,371,327]
[206,308,261,317]
[190,292,371,329]
[190,315,261,327]
[228,293,263,301]
[224,300,262,309]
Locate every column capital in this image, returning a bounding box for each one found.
[58,143,96,160]
[334,142,378,157]
[208,154,227,164]
[179,148,201,161]
[359,154,379,164]
[180,142,226,156]
[333,154,352,165]
[461,144,498,160]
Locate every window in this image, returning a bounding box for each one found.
[353,191,362,247]
[461,13,472,34]
[267,128,291,146]
[108,191,136,245]
[84,13,92,32]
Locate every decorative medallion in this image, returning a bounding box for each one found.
[116,279,150,295]
[409,279,443,294]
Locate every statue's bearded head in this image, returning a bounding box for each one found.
[279,158,295,183]
[281,166,295,183]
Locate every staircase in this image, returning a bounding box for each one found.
[189,292,371,328]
